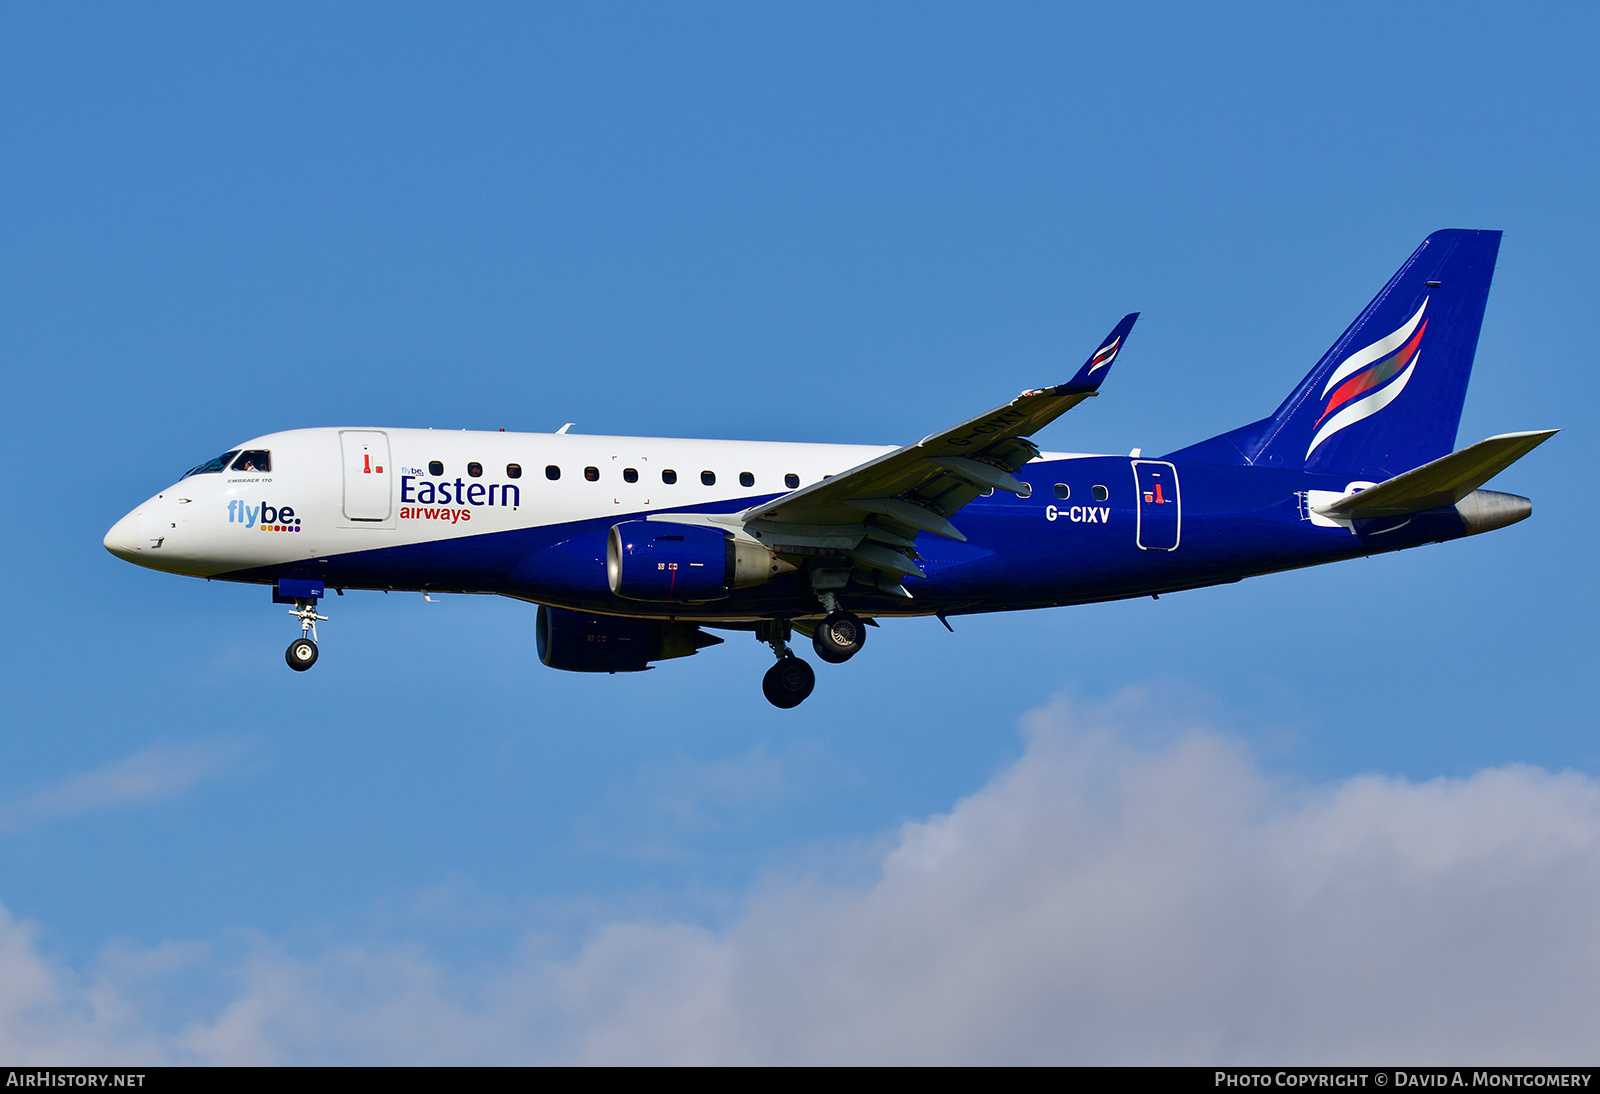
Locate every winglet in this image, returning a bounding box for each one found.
[1051,313,1139,395]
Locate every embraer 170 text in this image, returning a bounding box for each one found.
[106,230,1552,707]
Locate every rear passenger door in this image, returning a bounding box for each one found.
[1132,460,1180,550]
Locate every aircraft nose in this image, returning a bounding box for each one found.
[104,509,140,561]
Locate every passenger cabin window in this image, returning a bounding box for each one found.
[184,450,240,478]
[739,471,755,488]
[467,462,483,478]
[701,471,716,486]
[506,463,522,479]
[584,466,599,482]
[623,468,638,483]
[785,473,800,489]
[428,460,444,476]
[1092,485,1109,502]
[662,469,677,484]
[1054,483,1070,499]
[545,465,560,480]
[231,450,271,473]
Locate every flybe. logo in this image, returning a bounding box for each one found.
[1306,298,1428,459]
[228,500,302,532]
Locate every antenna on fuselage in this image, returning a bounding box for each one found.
[556,423,574,434]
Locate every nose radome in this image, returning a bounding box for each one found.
[104,510,140,560]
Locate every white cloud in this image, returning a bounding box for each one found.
[0,741,247,831]
[0,904,168,1063]
[5,691,1600,1063]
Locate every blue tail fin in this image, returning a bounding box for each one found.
[1167,229,1501,479]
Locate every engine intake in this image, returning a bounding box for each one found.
[606,520,794,602]
[536,604,722,673]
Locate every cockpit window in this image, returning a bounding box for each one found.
[183,450,240,478]
[230,450,271,473]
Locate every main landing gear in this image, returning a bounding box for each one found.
[285,597,327,672]
[757,620,815,709]
[763,656,815,709]
[754,600,868,708]
[810,588,867,666]
[812,609,867,664]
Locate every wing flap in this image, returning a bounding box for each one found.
[926,456,1031,496]
[844,497,967,541]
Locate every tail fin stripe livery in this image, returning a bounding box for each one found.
[1320,298,1429,396]
[1316,317,1426,423]
[1306,349,1421,459]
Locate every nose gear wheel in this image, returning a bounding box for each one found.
[284,597,328,672]
[286,637,319,671]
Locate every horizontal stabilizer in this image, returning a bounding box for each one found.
[1313,430,1556,519]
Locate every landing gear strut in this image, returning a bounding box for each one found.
[285,597,327,673]
[756,620,815,708]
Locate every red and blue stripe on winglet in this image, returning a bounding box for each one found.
[1056,312,1140,394]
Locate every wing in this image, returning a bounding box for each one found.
[737,314,1139,595]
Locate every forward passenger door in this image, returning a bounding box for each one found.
[340,431,392,522]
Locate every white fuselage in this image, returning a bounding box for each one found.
[105,427,899,582]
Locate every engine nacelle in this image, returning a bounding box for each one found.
[536,604,722,673]
[606,520,794,602]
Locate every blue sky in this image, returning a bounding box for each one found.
[1,2,1597,1063]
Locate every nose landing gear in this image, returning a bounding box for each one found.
[274,580,329,672]
[285,598,327,672]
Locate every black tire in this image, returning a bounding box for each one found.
[812,610,867,664]
[762,656,815,708]
[286,638,319,671]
